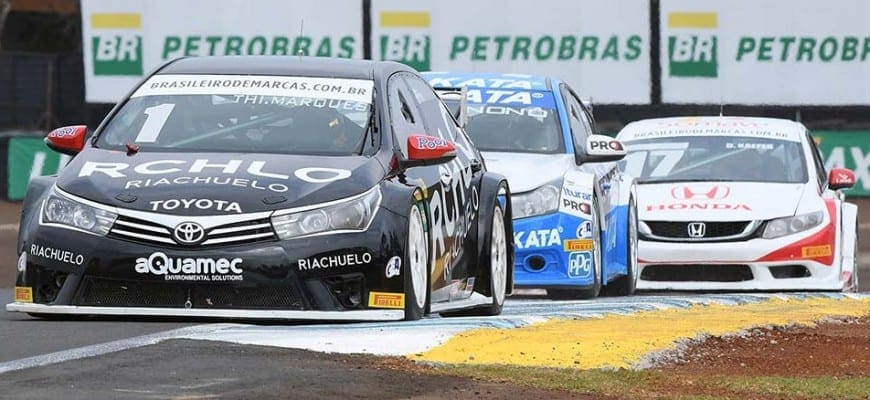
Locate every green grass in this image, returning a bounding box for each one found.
[435,363,868,400]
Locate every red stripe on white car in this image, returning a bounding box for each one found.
[755,201,837,266]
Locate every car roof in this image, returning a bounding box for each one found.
[422,71,551,91]
[617,116,806,143]
[157,56,413,80]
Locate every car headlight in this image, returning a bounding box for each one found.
[271,187,381,240]
[511,179,561,219]
[41,190,117,236]
[762,211,824,239]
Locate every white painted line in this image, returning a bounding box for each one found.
[0,324,236,375]
[0,223,18,232]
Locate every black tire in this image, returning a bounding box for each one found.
[441,202,508,317]
[403,202,429,321]
[547,194,602,300]
[847,227,859,292]
[602,195,637,296]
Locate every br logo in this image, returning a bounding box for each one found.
[667,12,718,78]
[568,251,592,279]
[90,13,143,76]
[379,11,430,71]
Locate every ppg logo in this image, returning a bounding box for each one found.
[568,251,592,278]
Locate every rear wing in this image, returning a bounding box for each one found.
[432,86,469,128]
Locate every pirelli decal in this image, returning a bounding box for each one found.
[14,286,33,303]
[368,291,405,309]
[563,239,594,252]
[801,245,832,258]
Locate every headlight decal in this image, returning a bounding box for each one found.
[756,201,836,265]
[40,188,118,236]
[271,186,381,240]
[512,178,563,219]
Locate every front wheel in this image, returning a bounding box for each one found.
[440,202,508,317]
[602,195,637,296]
[403,202,429,321]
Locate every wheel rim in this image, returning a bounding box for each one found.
[490,207,507,305]
[629,200,638,285]
[408,205,428,309]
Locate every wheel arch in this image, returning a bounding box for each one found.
[18,176,56,253]
[475,173,514,296]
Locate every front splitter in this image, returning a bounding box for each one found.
[6,302,405,321]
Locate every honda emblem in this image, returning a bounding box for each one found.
[687,222,706,238]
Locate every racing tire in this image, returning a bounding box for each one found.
[601,195,637,296]
[403,201,430,321]
[441,202,508,317]
[847,227,859,292]
[548,195,603,300]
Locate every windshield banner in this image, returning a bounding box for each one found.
[132,75,374,103]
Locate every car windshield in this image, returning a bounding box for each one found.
[96,74,374,155]
[442,90,563,154]
[621,136,808,183]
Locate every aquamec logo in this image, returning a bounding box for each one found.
[379,11,430,71]
[90,13,143,76]
[667,12,718,78]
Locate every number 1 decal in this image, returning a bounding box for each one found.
[134,103,175,143]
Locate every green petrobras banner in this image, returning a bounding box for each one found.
[7,137,69,200]
[814,131,870,196]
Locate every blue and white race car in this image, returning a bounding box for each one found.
[426,72,638,298]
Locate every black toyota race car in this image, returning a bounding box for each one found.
[8,56,513,321]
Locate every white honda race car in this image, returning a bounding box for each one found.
[617,116,859,291]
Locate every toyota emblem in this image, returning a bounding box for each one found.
[173,222,206,245]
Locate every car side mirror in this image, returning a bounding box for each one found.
[45,125,87,156]
[828,168,856,190]
[577,134,626,164]
[404,134,456,168]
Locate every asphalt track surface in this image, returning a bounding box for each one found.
[0,291,866,400]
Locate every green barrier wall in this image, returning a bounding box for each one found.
[814,131,870,197]
[6,137,67,201]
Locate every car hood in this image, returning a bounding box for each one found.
[56,149,385,216]
[637,182,805,221]
[482,152,574,193]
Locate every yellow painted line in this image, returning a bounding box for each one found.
[90,13,141,29]
[667,12,717,29]
[413,297,870,369]
[380,11,430,28]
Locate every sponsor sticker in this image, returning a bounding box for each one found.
[564,239,594,251]
[576,220,593,238]
[568,251,593,278]
[368,291,405,309]
[150,198,242,214]
[14,286,33,303]
[17,252,27,272]
[132,75,374,104]
[298,253,372,271]
[30,244,84,266]
[385,256,402,278]
[801,245,832,258]
[514,228,561,249]
[135,252,244,281]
